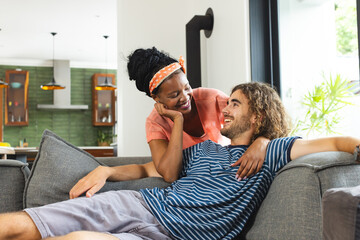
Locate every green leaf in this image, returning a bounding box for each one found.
[294,73,355,137]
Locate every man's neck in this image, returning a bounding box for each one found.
[230,132,253,146]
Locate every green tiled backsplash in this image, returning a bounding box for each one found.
[0,65,116,147]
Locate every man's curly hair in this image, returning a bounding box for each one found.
[231,82,291,143]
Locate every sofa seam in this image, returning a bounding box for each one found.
[316,171,324,238]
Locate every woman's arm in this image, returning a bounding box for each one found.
[70,102,184,198]
[148,103,184,182]
[69,161,161,199]
[231,136,270,180]
[291,136,360,160]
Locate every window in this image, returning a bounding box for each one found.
[277,0,360,138]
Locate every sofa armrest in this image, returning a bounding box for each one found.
[242,151,360,240]
[0,160,30,213]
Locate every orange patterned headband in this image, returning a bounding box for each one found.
[149,56,186,94]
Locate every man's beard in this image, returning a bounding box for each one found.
[221,113,252,140]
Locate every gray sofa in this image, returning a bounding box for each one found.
[1,130,360,239]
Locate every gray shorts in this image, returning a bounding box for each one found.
[24,190,172,240]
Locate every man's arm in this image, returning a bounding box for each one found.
[69,162,160,199]
[290,136,360,160]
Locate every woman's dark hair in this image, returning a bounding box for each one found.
[127,47,178,97]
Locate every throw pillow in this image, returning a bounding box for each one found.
[24,129,169,208]
[322,185,360,240]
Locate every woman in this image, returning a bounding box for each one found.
[69,47,269,198]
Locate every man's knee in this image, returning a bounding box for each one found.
[0,211,41,240]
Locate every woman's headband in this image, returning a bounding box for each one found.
[149,56,186,94]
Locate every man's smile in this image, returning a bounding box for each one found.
[223,117,233,126]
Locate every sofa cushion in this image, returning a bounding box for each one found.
[24,129,170,208]
[322,185,360,240]
[0,160,30,213]
[241,151,360,240]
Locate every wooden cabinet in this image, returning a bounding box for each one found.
[92,73,116,126]
[5,70,29,126]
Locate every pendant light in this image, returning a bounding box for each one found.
[95,35,116,91]
[41,32,65,90]
[0,78,8,88]
[0,29,8,88]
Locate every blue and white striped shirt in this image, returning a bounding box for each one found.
[140,137,299,240]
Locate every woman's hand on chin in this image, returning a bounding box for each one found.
[154,102,183,122]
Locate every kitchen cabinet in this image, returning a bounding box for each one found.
[5,70,29,126]
[92,73,116,126]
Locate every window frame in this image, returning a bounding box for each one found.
[249,0,360,95]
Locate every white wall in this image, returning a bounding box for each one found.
[117,0,251,156]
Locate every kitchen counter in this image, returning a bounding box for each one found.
[12,146,114,162]
[0,147,16,159]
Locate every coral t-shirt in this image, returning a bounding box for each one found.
[146,88,230,149]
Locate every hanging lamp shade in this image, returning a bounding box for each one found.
[95,35,116,91]
[41,32,65,90]
[94,76,116,91]
[0,79,9,88]
[40,77,65,90]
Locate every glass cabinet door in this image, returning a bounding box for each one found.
[92,73,116,126]
[5,70,29,126]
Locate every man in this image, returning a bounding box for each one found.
[0,82,359,240]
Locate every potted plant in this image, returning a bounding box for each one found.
[291,73,356,137]
[97,129,116,146]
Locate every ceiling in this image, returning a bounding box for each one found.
[0,0,117,68]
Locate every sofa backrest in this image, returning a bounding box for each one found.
[97,156,152,166]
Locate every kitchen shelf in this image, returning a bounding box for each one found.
[5,70,29,126]
[92,73,116,126]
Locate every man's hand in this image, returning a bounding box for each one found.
[69,166,113,199]
[231,137,270,181]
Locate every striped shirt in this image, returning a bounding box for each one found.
[140,137,299,240]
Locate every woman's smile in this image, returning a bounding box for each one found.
[176,99,191,110]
